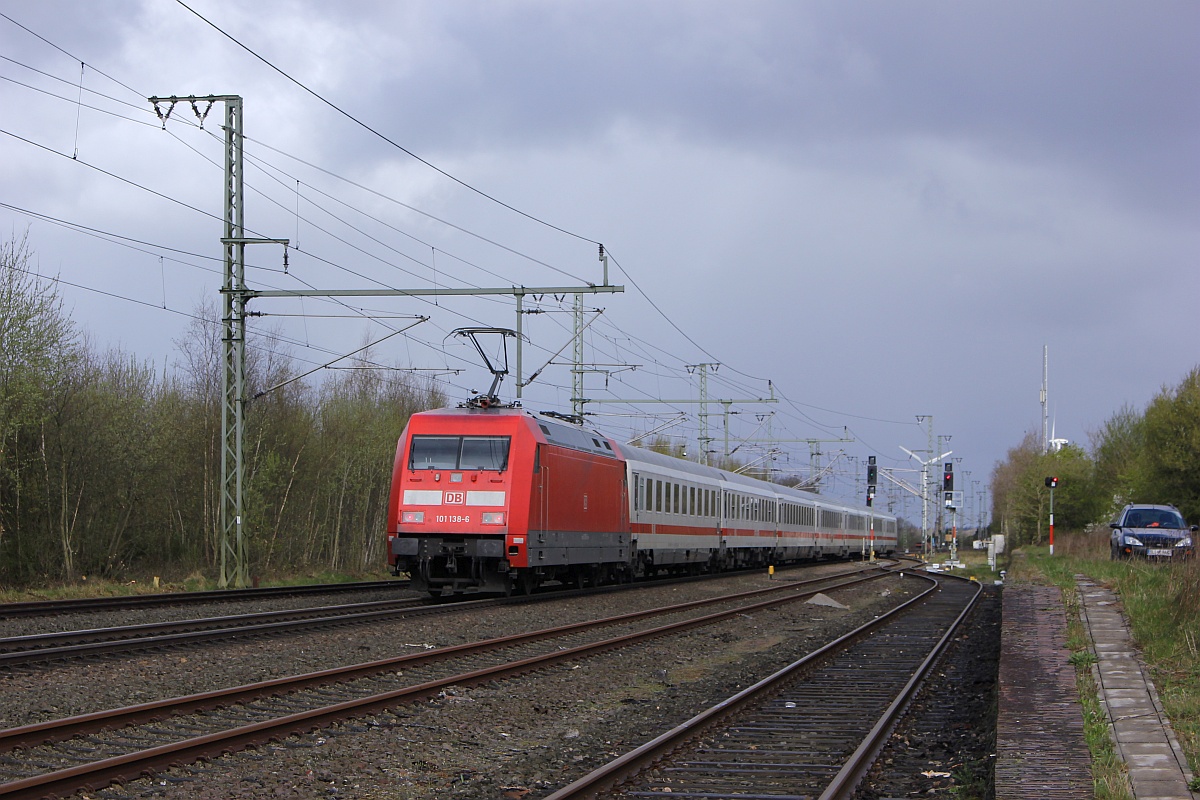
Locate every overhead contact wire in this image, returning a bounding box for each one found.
[175,0,601,249]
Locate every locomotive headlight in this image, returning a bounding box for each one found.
[481,512,505,525]
[401,511,425,524]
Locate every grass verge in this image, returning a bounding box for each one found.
[1008,530,1200,796]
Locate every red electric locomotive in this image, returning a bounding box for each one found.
[386,328,896,596]
[387,406,630,595]
[386,403,898,596]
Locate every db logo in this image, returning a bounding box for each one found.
[443,491,466,505]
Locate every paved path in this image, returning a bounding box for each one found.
[1078,576,1198,800]
[995,585,1093,799]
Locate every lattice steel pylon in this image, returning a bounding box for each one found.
[221,96,245,589]
[150,94,287,588]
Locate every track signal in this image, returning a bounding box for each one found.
[943,463,954,492]
[1045,476,1058,488]
[866,456,877,507]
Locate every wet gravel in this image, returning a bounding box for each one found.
[0,565,984,800]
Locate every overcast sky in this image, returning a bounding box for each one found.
[2,1,1197,523]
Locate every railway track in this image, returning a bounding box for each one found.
[545,571,980,800]
[0,580,410,620]
[0,565,900,800]
[0,595,438,668]
[0,563,910,669]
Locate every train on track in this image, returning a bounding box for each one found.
[386,402,897,597]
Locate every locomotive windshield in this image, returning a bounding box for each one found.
[410,435,510,471]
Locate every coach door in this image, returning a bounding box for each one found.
[621,475,629,531]
[533,444,547,541]
[631,472,642,526]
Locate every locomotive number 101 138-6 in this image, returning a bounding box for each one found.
[436,514,470,524]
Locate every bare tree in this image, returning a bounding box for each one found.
[0,234,77,579]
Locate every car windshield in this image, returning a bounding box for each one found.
[1123,509,1185,529]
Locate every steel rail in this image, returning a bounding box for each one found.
[0,568,898,799]
[0,563,893,668]
[0,566,887,754]
[0,596,431,653]
[0,580,410,619]
[542,570,977,799]
[0,597,440,667]
[820,573,982,799]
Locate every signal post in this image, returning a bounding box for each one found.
[943,462,963,567]
[1045,476,1058,555]
[866,456,877,562]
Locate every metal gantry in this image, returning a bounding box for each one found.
[901,443,952,557]
[151,94,289,588]
[583,376,777,465]
[150,94,622,587]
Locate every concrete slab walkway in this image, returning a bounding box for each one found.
[1078,576,1198,800]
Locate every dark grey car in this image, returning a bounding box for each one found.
[1109,504,1196,560]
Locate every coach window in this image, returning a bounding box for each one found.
[655,480,663,513]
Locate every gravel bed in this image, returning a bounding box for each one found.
[0,564,866,728]
[2,563,937,799]
[0,585,421,640]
